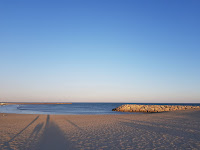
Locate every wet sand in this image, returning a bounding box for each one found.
[0,109,200,150]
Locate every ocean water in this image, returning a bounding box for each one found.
[0,103,200,115]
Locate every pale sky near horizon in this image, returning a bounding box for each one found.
[0,0,200,103]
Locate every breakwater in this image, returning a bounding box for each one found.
[112,104,200,113]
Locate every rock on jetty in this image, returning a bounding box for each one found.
[112,104,200,113]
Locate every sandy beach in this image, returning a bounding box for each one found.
[0,109,200,150]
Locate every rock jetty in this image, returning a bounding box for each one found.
[112,104,200,113]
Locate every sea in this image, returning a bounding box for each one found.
[0,103,200,115]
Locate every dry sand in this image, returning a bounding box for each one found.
[0,109,200,150]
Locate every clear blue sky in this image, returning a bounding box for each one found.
[0,0,200,103]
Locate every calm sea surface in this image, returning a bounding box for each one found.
[0,103,200,115]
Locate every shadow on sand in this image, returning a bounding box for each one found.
[66,119,83,131]
[0,115,40,150]
[37,115,73,150]
[118,116,200,140]
[28,123,44,139]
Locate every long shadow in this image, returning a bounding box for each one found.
[118,117,200,133]
[37,115,73,150]
[28,123,44,141]
[119,120,200,141]
[45,114,50,126]
[18,122,44,150]
[0,115,40,150]
[66,119,83,131]
[29,123,44,138]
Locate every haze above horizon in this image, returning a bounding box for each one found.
[0,0,200,103]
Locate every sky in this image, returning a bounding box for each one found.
[0,0,200,103]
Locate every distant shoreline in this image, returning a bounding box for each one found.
[0,102,72,105]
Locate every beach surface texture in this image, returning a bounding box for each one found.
[0,109,200,150]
